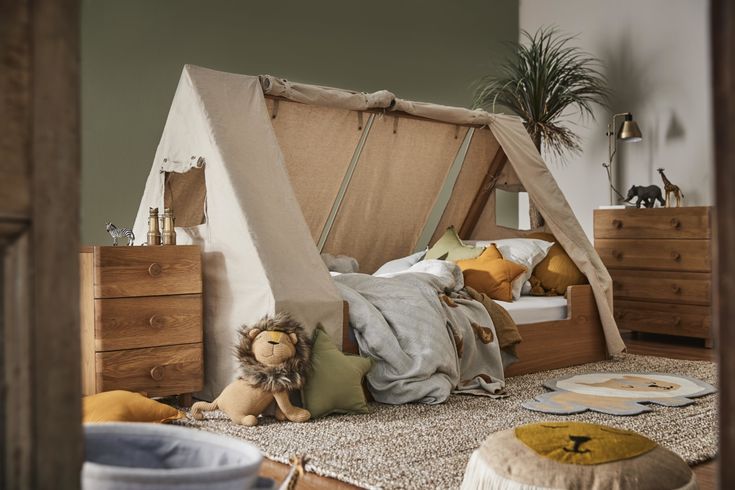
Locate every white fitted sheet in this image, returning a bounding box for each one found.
[495,296,568,324]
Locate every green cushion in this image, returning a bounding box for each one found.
[303,326,372,418]
[425,226,485,261]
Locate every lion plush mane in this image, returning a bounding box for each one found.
[236,313,312,393]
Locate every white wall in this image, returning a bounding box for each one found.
[520,0,713,239]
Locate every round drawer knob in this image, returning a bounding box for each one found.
[612,250,623,260]
[671,251,682,261]
[670,218,682,229]
[673,317,682,327]
[671,284,682,294]
[148,314,164,329]
[150,366,165,381]
[148,263,162,277]
[611,219,623,229]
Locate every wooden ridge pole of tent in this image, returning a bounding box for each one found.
[458,146,507,239]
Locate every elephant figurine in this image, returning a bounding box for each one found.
[625,185,666,208]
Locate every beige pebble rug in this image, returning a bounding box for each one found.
[174,354,717,490]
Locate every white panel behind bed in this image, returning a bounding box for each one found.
[495,296,568,324]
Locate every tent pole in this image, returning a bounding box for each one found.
[458,146,507,239]
[317,113,376,252]
[414,128,474,251]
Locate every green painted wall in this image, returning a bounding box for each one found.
[81,0,519,244]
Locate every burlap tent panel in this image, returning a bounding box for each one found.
[430,127,501,243]
[265,98,365,241]
[163,165,206,228]
[324,115,466,273]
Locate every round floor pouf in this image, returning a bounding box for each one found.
[461,421,697,490]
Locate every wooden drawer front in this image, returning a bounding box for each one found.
[96,343,203,397]
[594,207,711,239]
[596,239,712,272]
[94,245,201,298]
[611,270,711,305]
[614,300,711,338]
[94,295,202,351]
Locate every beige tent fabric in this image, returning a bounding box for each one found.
[488,114,625,354]
[392,98,495,127]
[260,75,394,111]
[323,115,466,273]
[265,98,366,241]
[430,128,501,244]
[132,66,345,401]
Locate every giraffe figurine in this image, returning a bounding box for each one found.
[657,168,684,207]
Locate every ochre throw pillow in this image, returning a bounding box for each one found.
[83,390,184,423]
[456,245,526,302]
[425,226,485,262]
[528,232,587,295]
[302,326,372,418]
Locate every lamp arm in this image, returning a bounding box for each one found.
[604,112,633,204]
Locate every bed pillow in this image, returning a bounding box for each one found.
[456,245,527,302]
[527,232,587,295]
[467,238,554,300]
[321,253,359,273]
[425,227,484,262]
[374,248,427,275]
[83,390,184,423]
[302,326,372,418]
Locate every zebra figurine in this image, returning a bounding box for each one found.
[106,222,135,246]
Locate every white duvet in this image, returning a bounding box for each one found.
[333,260,506,405]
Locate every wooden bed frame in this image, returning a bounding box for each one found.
[341,284,609,376]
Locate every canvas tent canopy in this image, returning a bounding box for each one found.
[133,65,625,401]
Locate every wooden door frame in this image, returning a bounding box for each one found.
[1,0,82,488]
[712,0,734,488]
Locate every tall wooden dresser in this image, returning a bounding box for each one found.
[80,245,204,400]
[594,206,713,347]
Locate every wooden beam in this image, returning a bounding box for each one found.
[712,0,735,487]
[458,146,506,239]
[30,0,82,487]
[1,0,82,488]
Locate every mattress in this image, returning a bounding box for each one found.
[495,296,568,325]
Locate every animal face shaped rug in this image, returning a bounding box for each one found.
[523,372,716,416]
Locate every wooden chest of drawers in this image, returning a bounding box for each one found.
[80,245,204,398]
[594,206,713,346]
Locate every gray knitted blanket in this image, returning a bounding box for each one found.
[333,260,505,404]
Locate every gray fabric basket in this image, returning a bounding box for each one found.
[83,423,263,490]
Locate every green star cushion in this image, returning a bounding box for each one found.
[302,326,372,418]
[425,226,484,261]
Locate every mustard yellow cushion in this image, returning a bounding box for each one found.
[528,232,587,295]
[425,226,484,261]
[456,245,526,302]
[83,390,184,423]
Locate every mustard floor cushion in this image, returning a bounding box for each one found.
[83,390,184,423]
[461,421,697,490]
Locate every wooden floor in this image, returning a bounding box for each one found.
[260,331,718,489]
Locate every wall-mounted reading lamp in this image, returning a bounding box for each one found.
[602,112,643,205]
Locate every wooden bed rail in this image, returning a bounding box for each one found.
[504,284,608,377]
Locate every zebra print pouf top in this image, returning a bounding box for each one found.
[174,354,716,490]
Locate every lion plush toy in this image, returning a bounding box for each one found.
[191,313,312,426]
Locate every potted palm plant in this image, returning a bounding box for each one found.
[474,27,609,226]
